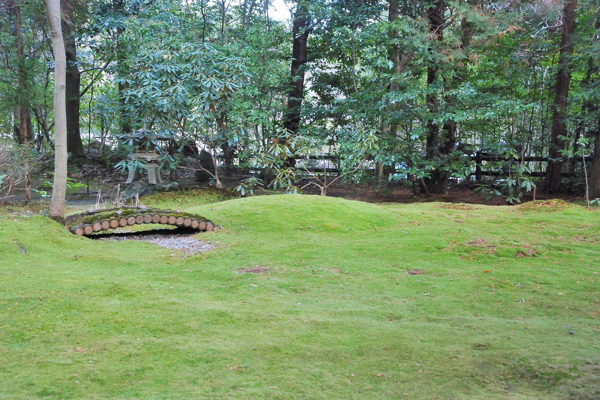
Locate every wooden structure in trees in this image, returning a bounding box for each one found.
[65,206,221,237]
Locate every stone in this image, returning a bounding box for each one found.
[194,150,215,182]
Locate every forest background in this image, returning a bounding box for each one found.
[1,0,600,206]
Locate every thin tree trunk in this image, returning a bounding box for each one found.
[11,1,33,144]
[217,111,233,176]
[387,0,401,139]
[114,0,132,134]
[544,0,577,194]
[218,0,229,44]
[45,0,68,220]
[12,2,31,200]
[384,0,408,179]
[589,119,600,199]
[571,61,593,172]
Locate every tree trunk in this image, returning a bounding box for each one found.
[589,119,600,199]
[63,1,86,160]
[383,0,407,179]
[10,1,33,145]
[12,2,32,201]
[45,0,68,220]
[544,0,577,194]
[217,111,233,176]
[387,0,401,139]
[422,2,472,195]
[283,0,310,147]
[422,0,447,194]
[65,41,86,159]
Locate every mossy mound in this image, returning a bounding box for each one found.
[517,199,569,212]
[187,194,397,233]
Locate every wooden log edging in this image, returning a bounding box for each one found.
[65,206,222,237]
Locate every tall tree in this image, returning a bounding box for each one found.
[63,0,86,160]
[113,0,132,134]
[283,0,310,146]
[422,0,451,194]
[45,0,67,219]
[9,0,33,145]
[9,0,31,200]
[544,0,578,193]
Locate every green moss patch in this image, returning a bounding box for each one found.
[1,195,599,399]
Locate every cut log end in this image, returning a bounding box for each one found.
[119,218,128,227]
[160,215,168,224]
[83,225,94,235]
[127,216,136,226]
[199,221,207,230]
[168,216,177,225]
[144,215,152,224]
[213,225,221,232]
[101,220,110,230]
[206,222,214,232]
[183,218,192,227]
[74,227,84,236]
[152,215,160,223]
[191,220,199,229]
[176,216,184,226]
[110,219,119,229]
[93,222,102,232]
[136,215,144,224]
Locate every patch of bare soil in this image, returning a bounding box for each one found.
[238,266,270,274]
[515,245,536,257]
[406,269,424,275]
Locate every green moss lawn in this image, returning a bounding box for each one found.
[1,194,599,399]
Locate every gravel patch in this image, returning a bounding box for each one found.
[100,233,218,255]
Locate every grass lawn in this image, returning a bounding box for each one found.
[1,194,599,399]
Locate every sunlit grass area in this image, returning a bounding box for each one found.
[1,194,599,399]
